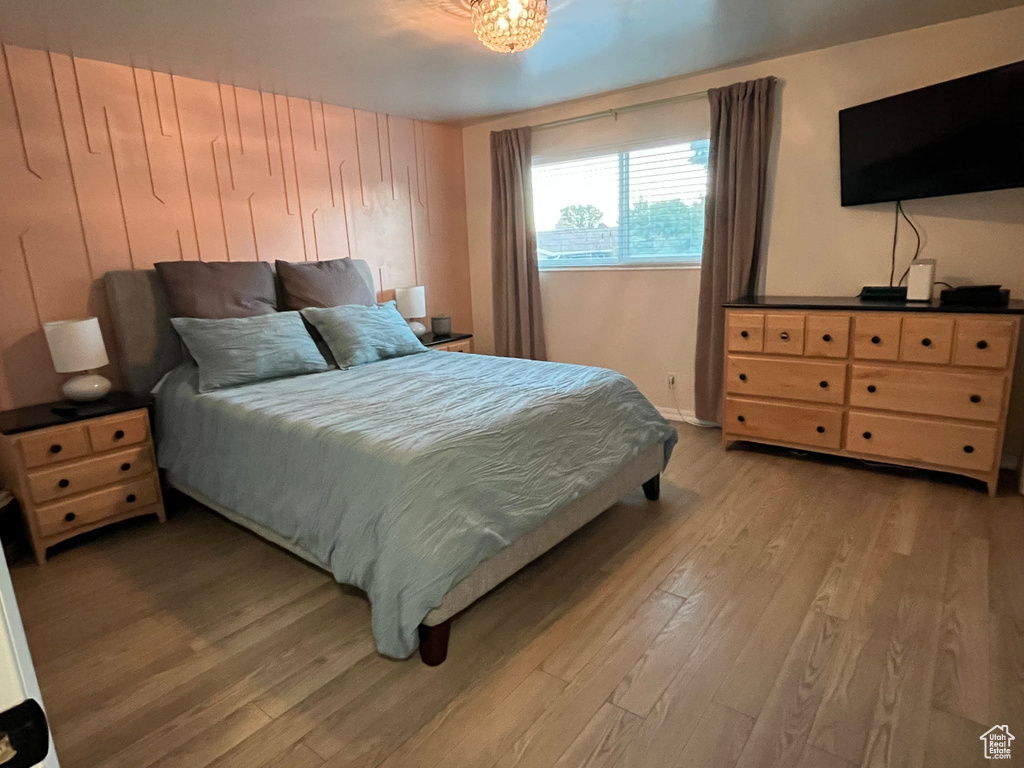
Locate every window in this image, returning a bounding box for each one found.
[532,140,709,269]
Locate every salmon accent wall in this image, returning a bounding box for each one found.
[0,43,471,410]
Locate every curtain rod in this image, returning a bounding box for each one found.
[531,89,709,132]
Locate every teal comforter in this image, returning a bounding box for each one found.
[156,351,676,657]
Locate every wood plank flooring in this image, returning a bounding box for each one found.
[10,424,1024,768]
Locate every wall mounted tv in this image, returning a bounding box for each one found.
[839,60,1024,206]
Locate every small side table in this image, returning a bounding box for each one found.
[421,332,473,353]
[0,393,166,564]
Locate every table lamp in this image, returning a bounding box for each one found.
[395,286,428,337]
[43,318,112,402]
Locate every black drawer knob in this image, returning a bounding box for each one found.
[114,429,125,440]
[121,462,132,472]
[126,494,137,503]
[737,415,745,423]
[822,334,832,342]
[921,338,932,347]
[816,426,825,433]
[977,340,988,350]
[819,380,829,389]
[739,373,747,381]
[863,431,872,439]
[64,512,75,523]
[58,479,70,489]
[964,445,974,454]
[740,330,749,338]
[50,444,62,454]
[871,336,881,344]
[970,394,981,404]
[867,385,877,393]
[780,331,790,340]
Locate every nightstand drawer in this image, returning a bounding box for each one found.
[27,446,154,504]
[437,340,472,353]
[87,410,149,452]
[19,424,91,469]
[35,476,160,537]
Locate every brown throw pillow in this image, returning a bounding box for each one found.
[276,258,375,310]
[155,261,277,318]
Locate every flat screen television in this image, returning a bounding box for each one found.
[839,60,1024,206]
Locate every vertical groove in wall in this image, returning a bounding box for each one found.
[3,45,43,180]
[133,68,165,204]
[0,44,471,409]
[103,107,135,267]
[170,74,202,260]
[47,51,95,279]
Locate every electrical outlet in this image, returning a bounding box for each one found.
[667,372,676,389]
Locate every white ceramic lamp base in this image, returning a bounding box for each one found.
[408,320,427,338]
[63,373,112,402]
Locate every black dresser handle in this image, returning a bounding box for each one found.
[740,330,749,338]
[871,336,881,344]
[921,338,932,347]
[963,445,974,454]
[126,494,137,503]
[49,444,62,454]
[58,479,70,489]
[779,331,790,341]
[739,373,747,381]
[737,415,745,423]
[121,462,132,472]
[867,385,877,393]
[822,334,832,342]
[64,512,75,523]
[819,381,828,389]
[816,426,825,433]
[863,431,872,439]
[114,429,125,440]
[970,394,981,404]
[977,340,988,350]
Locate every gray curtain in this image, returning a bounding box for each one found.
[491,127,547,360]
[694,77,778,423]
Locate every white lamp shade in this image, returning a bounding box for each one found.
[395,286,427,319]
[44,318,109,373]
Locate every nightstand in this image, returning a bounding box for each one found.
[0,393,166,564]
[421,332,474,353]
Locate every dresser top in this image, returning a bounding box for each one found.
[0,393,152,436]
[724,296,1024,315]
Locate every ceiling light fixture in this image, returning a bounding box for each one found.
[469,0,548,53]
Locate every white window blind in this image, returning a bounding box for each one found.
[531,96,710,269]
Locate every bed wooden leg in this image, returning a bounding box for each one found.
[418,619,452,666]
[642,474,660,501]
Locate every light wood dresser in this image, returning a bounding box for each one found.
[722,297,1024,495]
[421,331,474,353]
[0,394,165,563]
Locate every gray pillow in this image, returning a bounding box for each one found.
[171,312,329,392]
[302,301,427,368]
[276,258,375,310]
[156,261,277,318]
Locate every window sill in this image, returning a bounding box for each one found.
[539,264,702,273]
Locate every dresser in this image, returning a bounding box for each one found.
[0,394,166,563]
[722,297,1024,495]
[421,332,474,353]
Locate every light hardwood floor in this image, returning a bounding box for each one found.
[10,423,1024,768]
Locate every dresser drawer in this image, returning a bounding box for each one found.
[846,411,997,473]
[87,410,149,453]
[727,313,764,353]
[18,424,91,469]
[35,476,160,538]
[850,365,1005,423]
[853,315,902,360]
[27,446,153,504]
[725,397,842,450]
[725,356,846,404]
[953,318,1015,369]
[804,315,850,358]
[900,316,954,365]
[764,314,805,356]
[437,340,472,353]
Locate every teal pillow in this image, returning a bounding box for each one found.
[171,312,329,393]
[302,301,427,368]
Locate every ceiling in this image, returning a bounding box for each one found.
[1,0,1020,122]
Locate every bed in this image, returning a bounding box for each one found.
[105,261,676,664]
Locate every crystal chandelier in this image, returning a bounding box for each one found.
[469,0,548,53]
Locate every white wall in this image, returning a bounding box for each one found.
[462,6,1024,427]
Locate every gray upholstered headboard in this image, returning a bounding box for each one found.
[104,259,375,396]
